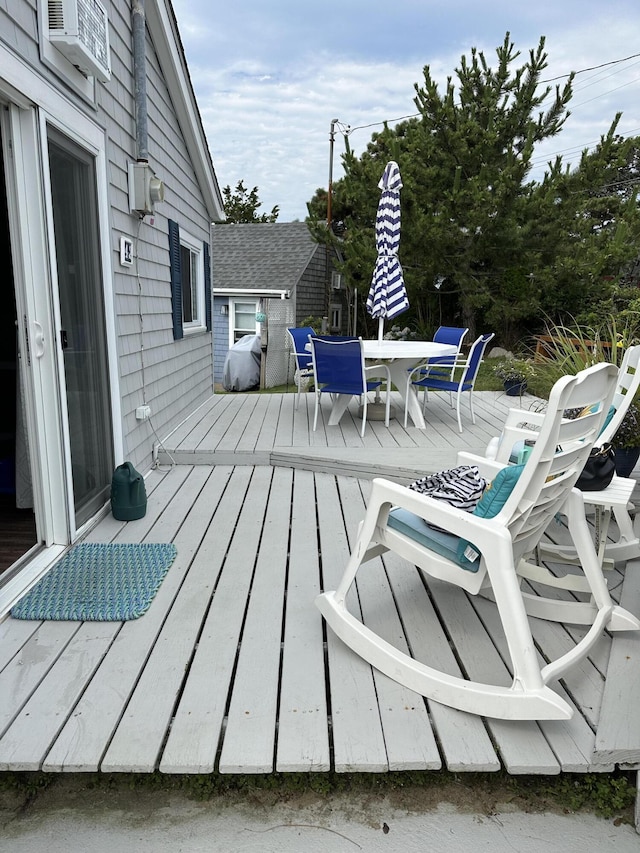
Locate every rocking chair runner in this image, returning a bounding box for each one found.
[316,363,640,721]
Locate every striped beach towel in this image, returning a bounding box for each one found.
[409,465,487,520]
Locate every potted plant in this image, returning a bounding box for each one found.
[493,358,535,397]
[611,399,640,477]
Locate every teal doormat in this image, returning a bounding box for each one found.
[11,542,178,621]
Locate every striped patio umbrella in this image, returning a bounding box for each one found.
[367,160,409,341]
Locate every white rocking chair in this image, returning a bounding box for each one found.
[488,345,640,570]
[316,363,640,721]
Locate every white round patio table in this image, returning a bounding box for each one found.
[328,340,457,429]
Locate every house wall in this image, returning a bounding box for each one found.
[1,1,215,475]
[103,1,213,470]
[212,298,230,385]
[295,246,331,326]
[0,3,39,64]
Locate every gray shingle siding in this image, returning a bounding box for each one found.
[104,3,215,470]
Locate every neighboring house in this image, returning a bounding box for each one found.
[0,0,224,612]
[211,222,345,388]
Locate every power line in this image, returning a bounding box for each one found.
[541,51,640,83]
[337,51,640,141]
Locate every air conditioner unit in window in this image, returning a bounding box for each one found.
[48,0,111,82]
[331,272,344,291]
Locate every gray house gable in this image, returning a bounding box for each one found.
[211,222,319,293]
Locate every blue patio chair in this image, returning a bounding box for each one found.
[406,333,495,432]
[422,326,469,379]
[414,325,470,409]
[308,335,391,436]
[287,326,316,409]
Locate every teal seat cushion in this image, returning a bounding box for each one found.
[387,465,525,574]
[387,507,481,573]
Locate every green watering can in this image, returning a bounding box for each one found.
[110,462,147,521]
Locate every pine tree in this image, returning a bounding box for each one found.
[221,180,279,223]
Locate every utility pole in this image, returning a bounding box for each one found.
[324,119,340,330]
[327,118,339,229]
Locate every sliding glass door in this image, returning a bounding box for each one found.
[47,130,114,529]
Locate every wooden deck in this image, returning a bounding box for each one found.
[0,390,639,803]
[155,387,516,479]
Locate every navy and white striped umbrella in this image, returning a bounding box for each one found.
[367,161,409,341]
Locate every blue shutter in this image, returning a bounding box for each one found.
[203,240,212,332]
[168,219,183,340]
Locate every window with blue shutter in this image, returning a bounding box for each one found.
[168,220,210,338]
[168,219,183,340]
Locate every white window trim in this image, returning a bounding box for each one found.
[179,227,205,334]
[229,298,259,343]
[329,303,343,332]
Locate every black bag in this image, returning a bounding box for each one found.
[575,443,616,491]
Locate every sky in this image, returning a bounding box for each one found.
[170,0,640,222]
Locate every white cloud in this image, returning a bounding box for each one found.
[171,1,640,221]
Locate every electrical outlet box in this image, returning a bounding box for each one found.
[136,405,151,420]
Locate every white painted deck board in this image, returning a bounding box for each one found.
[384,555,501,772]
[471,594,605,773]
[158,467,267,774]
[594,565,640,763]
[427,581,561,774]
[234,393,272,452]
[316,474,389,772]
[0,621,81,742]
[42,466,216,772]
[102,466,261,773]
[218,467,293,773]
[0,621,119,771]
[276,470,331,773]
[168,396,232,452]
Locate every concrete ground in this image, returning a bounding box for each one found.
[1,781,638,853]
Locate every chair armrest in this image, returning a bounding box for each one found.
[503,408,544,428]
[407,362,430,381]
[364,477,512,546]
[456,453,509,480]
[365,364,391,381]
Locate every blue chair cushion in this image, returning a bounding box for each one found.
[454,463,524,567]
[472,464,525,519]
[387,464,525,574]
[388,507,480,573]
[574,402,615,435]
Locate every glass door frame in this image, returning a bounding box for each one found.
[0,45,123,605]
[39,111,123,541]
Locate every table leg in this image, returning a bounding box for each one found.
[327,394,353,426]
[387,362,426,428]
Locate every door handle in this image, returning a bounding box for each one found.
[32,321,45,358]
